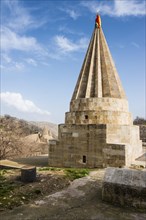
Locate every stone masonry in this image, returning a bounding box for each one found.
[49,17,142,168]
[102,167,146,210]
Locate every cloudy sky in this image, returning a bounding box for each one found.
[0,0,145,124]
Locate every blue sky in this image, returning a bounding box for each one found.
[0,0,145,124]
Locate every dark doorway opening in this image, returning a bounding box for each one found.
[83,155,86,163]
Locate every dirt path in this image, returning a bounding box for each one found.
[1,170,146,220]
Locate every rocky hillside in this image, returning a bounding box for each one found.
[0,115,57,160]
[30,121,58,137]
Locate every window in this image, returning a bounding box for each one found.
[83,155,86,163]
[85,115,88,119]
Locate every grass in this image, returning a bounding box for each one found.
[0,170,14,197]
[0,170,18,209]
[0,167,90,210]
[64,168,89,180]
[38,167,62,171]
[0,169,43,210]
[38,167,89,180]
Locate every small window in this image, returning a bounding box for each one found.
[83,155,86,163]
[85,115,88,119]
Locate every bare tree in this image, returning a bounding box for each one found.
[0,131,22,160]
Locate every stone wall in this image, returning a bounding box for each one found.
[70,98,129,112]
[49,124,106,168]
[65,110,132,125]
[106,124,142,166]
[66,97,132,126]
[49,123,142,168]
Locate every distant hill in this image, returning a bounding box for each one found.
[0,115,58,160]
[29,121,58,137]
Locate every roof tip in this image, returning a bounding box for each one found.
[95,14,101,29]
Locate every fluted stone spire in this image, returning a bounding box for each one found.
[71,21,126,100]
[49,15,142,169]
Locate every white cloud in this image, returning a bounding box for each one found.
[131,42,140,48]
[54,35,88,53]
[0,65,5,70]
[1,27,48,71]
[2,0,46,32]
[59,7,80,20]
[81,0,146,17]
[65,9,80,20]
[0,92,50,116]
[1,54,25,72]
[2,54,12,63]
[58,24,84,36]
[5,0,33,31]
[25,58,37,66]
[1,0,50,70]
[1,27,42,52]
[114,0,146,16]
[14,63,25,71]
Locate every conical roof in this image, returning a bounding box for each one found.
[71,19,126,100]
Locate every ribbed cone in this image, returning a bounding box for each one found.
[71,27,126,100]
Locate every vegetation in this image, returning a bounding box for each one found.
[0,167,89,210]
[0,168,70,210]
[38,167,89,180]
[0,170,17,209]
[133,117,146,125]
[64,168,89,180]
[38,167,62,171]
[0,115,42,159]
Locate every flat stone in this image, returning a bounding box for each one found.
[102,168,146,210]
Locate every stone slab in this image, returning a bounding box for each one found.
[102,167,146,210]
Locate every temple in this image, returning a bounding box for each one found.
[48,16,142,168]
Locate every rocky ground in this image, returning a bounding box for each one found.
[1,169,146,220]
[0,168,70,212]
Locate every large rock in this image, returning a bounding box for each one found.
[102,167,146,210]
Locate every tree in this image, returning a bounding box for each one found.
[0,131,22,160]
[133,117,146,125]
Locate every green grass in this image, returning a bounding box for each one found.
[0,169,17,209]
[64,168,89,180]
[38,167,62,171]
[0,169,43,210]
[0,170,16,197]
[0,167,90,210]
[38,167,89,180]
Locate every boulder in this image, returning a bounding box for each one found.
[102,167,146,210]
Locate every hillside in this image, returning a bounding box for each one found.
[29,121,58,137]
[0,115,57,160]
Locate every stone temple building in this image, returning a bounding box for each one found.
[49,16,142,168]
